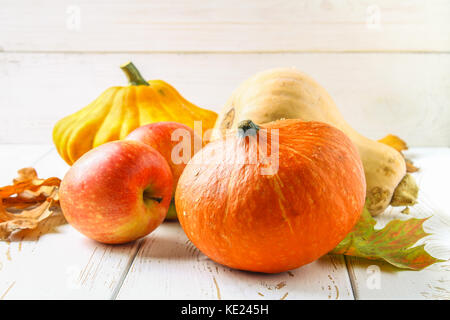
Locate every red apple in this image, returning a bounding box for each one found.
[59,140,173,244]
[126,122,201,219]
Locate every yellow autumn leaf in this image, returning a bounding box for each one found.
[0,168,61,240]
[378,134,408,152]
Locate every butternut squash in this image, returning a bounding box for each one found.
[212,68,417,215]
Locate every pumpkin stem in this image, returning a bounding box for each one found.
[120,61,149,86]
[237,120,260,137]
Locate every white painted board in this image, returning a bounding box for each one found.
[116,223,354,300]
[0,0,448,52]
[346,148,450,299]
[1,146,449,299]
[1,53,449,146]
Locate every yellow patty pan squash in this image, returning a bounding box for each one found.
[53,62,218,165]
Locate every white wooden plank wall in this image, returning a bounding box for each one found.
[0,0,449,146]
[1,53,449,146]
[1,0,449,52]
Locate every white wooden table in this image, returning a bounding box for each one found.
[0,145,449,300]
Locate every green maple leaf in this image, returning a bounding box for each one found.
[331,206,444,270]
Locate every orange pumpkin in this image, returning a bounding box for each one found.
[176,119,366,273]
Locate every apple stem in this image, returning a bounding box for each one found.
[148,197,163,204]
[143,189,163,204]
